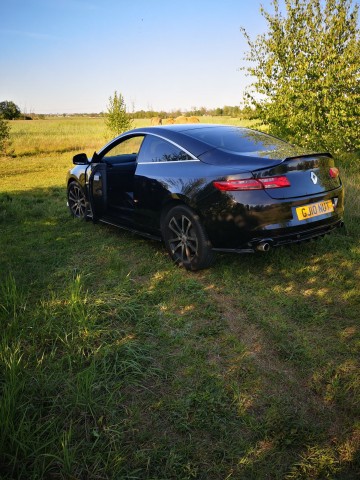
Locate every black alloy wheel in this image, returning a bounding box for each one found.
[67,182,87,219]
[162,205,214,271]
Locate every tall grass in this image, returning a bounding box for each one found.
[9,115,262,157]
[9,117,107,157]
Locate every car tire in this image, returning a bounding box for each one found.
[67,182,88,219]
[162,204,215,271]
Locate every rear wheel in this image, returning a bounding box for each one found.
[67,182,88,219]
[162,205,214,271]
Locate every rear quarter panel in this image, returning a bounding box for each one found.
[134,161,249,234]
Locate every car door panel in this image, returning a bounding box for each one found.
[88,163,107,220]
[89,136,145,226]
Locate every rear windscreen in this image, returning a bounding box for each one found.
[182,127,289,153]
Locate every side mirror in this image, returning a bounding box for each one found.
[73,153,89,165]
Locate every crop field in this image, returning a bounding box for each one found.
[0,117,359,479]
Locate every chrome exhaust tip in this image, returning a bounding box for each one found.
[256,242,271,252]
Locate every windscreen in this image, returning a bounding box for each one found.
[182,127,289,154]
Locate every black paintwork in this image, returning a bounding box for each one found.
[66,125,344,251]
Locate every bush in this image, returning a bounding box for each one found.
[0,116,11,156]
[105,91,132,137]
[0,101,21,120]
[241,0,360,153]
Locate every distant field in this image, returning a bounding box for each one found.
[0,117,359,479]
[9,115,263,157]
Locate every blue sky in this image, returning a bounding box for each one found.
[1,0,274,113]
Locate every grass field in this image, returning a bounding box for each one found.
[0,117,359,479]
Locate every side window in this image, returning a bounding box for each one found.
[102,136,145,164]
[137,135,193,163]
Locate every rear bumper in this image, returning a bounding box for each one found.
[212,218,344,254]
[203,186,344,250]
[266,218,343,245]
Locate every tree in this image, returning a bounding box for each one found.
[0,116,11,155]
[105,91,132,137]
[0,101,21,120]
[241,0,360,152]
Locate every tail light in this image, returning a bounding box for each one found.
[213,176,291,191]
[329,167,339,178]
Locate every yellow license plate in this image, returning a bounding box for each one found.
[296,200,334,221]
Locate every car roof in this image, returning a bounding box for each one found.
[122,124,226,157]
[130,124,227,134]
[105,125,305,165]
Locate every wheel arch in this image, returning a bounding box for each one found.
[67,176,77,188]
[160,195,203,227]
[160,198,185,225]
[66,167,88,190]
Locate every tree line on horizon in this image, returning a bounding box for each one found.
[0,105,255,120]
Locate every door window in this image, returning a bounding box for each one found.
[102,136,145,164]
[137,135,193,163]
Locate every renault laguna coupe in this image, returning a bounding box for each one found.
[66,124,344,270]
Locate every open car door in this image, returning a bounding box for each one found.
[88,162,107,221]
[89,135,145,224]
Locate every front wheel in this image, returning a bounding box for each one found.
[67,182,88,219]
[161,205,215,271]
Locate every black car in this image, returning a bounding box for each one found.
[67,124,344,270]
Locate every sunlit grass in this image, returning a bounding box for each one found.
[9,117,107,157]
[8,115,264,158]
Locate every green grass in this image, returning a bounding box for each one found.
[0,118,359,479]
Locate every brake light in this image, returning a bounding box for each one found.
[259,176,291,188]
[329,167,339,178]
[213,176,291,191]
[213,179,262,191]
